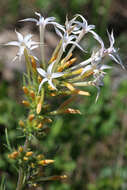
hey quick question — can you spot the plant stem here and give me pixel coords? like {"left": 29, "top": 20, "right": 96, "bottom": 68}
{"left": 16, "top": 168, "right": 24, "bottom": 190}
{"left": 16, "top": 139, "right": 29, "bottom": 190}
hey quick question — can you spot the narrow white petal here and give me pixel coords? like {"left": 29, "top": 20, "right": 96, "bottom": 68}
{"left": 52, "top": 72, "right": 64, "bottom": 78}
{"left": 81, "top": 65, "right": 92, "bottom": 75}
{"left": 37, "top": 68, "right": 46, "bottom": 77}
{"left": 15, "top": 30, "right": 23, "bottom": 42}
{"left": 30, "top": 45, "right": 38, "bottom": 50}
{"left": 91, "top": 31, "right": 104, "bottom": 50}
{"left": 47, "top": 61, "right": 56, "bottom": 74}
{"left": 109, "top": 54, "right": 125, "bottom": 69}
{"left": 68, "top": 41, "right": 85, "bottom": 52}
{"left": 70, "top": 57, "right": 92, "bottom": 70}
{"left": 24, "top": 34, "right": 32, "bottom": 42}
{"left": 75, "top": 14, "right": 88, "bottom": 26}
{"left": 38, "top": 78, "right": 48, "bottom": 93}
{"left": 45, "top": 17, "right": 56, "bottom": 23}
{"left": 5, "top": 41, "right": 20, "bottom": 46}
{"left": 55, "top": 27, "right": 63, "bottom": 38}
{"left": 48, "top": 79, "right": 57, "bottom": 90}
{"left": 35, "top": 12, "right": 41, "bottom": 18}
{"left": 100, "top": 65, "right": 112, "bottom": 70}
{"left": 19, "top": 18, "right": 38, "bottom": 23}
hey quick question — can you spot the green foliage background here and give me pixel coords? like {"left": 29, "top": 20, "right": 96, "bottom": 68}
{"left": 0, "top": 0, "right": 127, "bottom": 189}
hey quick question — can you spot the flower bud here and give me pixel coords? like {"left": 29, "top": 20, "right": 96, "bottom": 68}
{"left": 23, "top": 156, "right": 29, "bottom": 161}
{"left": 37, "top": 123, "right": 43, "bottom": 129}
{"left": 36, "top": 154, "right": 44, "bottom": 160}
{"left": 19, "top": 120, "right": 25, "bottom": 127}
{"left": 49, "top": 175, "right": 67, "bottom": 180}
{"left": 28, "top": 114, "right": 35, "bottom": 122}
{"left": 8, "top": 151, "right": 19, "bottom": 159}
{"left": 26, "top": 151, "right": 33, "bottom": 157}
{"left": 38, "top": 75, "right": 42, "bottom": 83}
{"left": 22, "top": 86, "right": 29, "bottom": 94}
{"left": 31, "top": 56, "right": 37, "bottom": 70}
{"left": 22, "top": 100, "right": 30, "bottom": 107}
{"left": 64, "top": 108, "right": 81, "bottom": 114}
{"left": 36, "top": 100, "right": 42, "bottom": 114}
{"left": 30, "top": 90, "right": 35, "bottom": 99}
{"left": 18, "top": 146, "right": 23, "bottom": 153}
{"left": 38, "top": 159, "right": 54, "bottom": 166}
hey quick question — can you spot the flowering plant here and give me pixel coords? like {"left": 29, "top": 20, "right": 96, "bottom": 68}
{"left": 5, "top": 12, "right": 124, "bottom": 190}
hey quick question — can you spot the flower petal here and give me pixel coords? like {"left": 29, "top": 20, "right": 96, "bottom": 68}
{"left": 15, "top": 30, "right": 23, "bottom": 42}
{"left": 5, "top": 41, "right": 20, "bottom": 46}
{"left": 37, "top": 68, "right": 46, "bottom": 77}
{"left": 38, "top": 78, "right": 48, "bottom": 92}
{"left": 52, "top": 72, "right": 64, "bottom": 78}
{"left": 47, "top": 61, "right": 56, "bottom": 74}
{"left": 19, "top": 18, "right": 38, "bottom": 23}
{"left": 48, "top": 79, "right": 57, "bottom": 90}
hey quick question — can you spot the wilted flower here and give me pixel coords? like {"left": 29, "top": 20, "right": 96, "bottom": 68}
{"left": 37, "top": 61, "right": 64, "bottom": 92}
{"left": 5, "top": 30, "right": 38, "bottom": 61}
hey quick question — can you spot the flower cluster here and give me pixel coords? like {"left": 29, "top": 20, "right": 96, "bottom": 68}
{"left": 6, "top": 12, "right": 124, "bottom": 101}
{"left": 5, "top": 12, "right": 124, "bottom": 189}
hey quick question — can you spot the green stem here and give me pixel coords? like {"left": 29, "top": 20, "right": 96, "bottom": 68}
{"left": 24, "top": 49, "right": 32, "bottom": 85}
{"left": 16, "top": 139, "right": 29, "bottom": 190}
{"left": 40, "top": 25, "right": 45, "bottom": 69}
{"left": 16, "top": 168, "right": 24, "bottom": 190}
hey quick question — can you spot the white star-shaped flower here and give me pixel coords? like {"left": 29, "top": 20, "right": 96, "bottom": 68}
{"left": 74, "top": 14, "right": 95, "bottom": 34}
{"left": 5, "top": 30, "right": 38, "bottom": 61}
{"left": 37, "top": 61, "right": 65, "bottom": 92}
{"left": 92, "top": 30, "right": 125, "bottom": 69}
{"left": 55, "top": 28, "right": 84, "bottom": 52}
{"left": 20, "top": 12, "right": 64, "bottom": 31}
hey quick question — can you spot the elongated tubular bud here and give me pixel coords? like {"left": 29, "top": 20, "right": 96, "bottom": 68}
{"left": 37, "top": 123, "right": 43, "bottom": 129}
{"left": 36, "top": 154, "right": 44, "bottom": 160}
{"left": 58, "top": 57, "right": 77, "bottom": 72}
{"left": 25, "top": 151, "right": 33, "bottom": 157}
{"left": 8, "top": 151, "right": 19, "bottom": 159}
{"left": 61, "top": 53, "right": 72, "bottom": 65}
{"left": 30, "top": 90, "right": 35, "bottom": 99}
{"left": 71, "top": 68, "right": 83, "bottom": 75}
{"left": 31, "top": 56, "right": 37, "bottom": 70}
{"left": 19, "top": 120, "right": 25, "bottom": 127}
{"left": 38, "top": 75, "right": 43, "bottom": 83}
{"left": 36, "top": 88, "right": 44, "bottom": 114}
{"left": 48, "top": 175, "right": 67, "bottom": 181}
{"left": 22, "top": 86, "right": 29, "bottom": 94}
{"left": 18, "top": 146, "right": 23, "bottom": 153}
{"left": 63, "top": 108, "right": 81, "bottom": 114}
{"left": 73, "top": 81, "right": 94, "bottom": 87}
{"left": 38, "top": 159, "right": 54, "bottom": 166}
{"left": 28, "top": 114, "right": 35, "bottom": 122}
{"left": 23, "top": 156, "right": 29, "bottom": 161}
{"left": 22, "top": 100, "right": 30, "bottom": 107}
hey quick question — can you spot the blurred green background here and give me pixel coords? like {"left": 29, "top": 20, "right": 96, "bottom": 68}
{"left": 0, "top": 0, "right": 127, "bottom": 189}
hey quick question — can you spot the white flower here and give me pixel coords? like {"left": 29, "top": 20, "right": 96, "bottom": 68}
{"left": 55, "top": 28, "right": 84, "bottom": 52}
{"left": 37, "top": 61, "right": 64, "bottom": 92}
{"left": 20, "top": 12, "right": 64, "bottom": 31}
{"left": 74, "top": 14, "right": 95, "bottom": 34}
{"left": 92, "top": 30, "right": 125, "bottom": 69}
{"left": 92, "top": 64, "right": 111, "bottom": 102}
{"left": 5, "top": 30, "right": 38, "bottom": 61}
{"left": 81, "top": 62, "right": 111, "bottom": 76}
